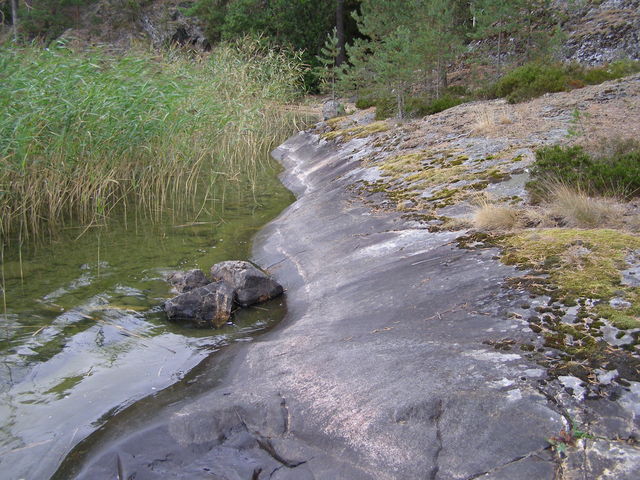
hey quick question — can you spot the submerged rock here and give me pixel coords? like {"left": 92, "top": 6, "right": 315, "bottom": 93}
{"left": 211, "top": 261, "right": 283, "bottom": 307}
{"left": 164, "top": 281, "right": 234, "bottom": 328}
{"left": 166, "top": 269, "right": 210, "bottom": 293}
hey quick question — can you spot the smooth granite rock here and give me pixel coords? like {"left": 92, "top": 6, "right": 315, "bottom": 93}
{"left": 58, "top": 132, "right": 638, "bottom": 479}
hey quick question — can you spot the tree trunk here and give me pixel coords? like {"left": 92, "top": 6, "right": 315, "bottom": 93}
{"left": 396, "top": 91, "right": 405, "bottom": 119}
{"left": 438, "top": 56, "right": 448, "bottom": 94}
{"left": 439, "top": 66, "right": 448, "bottom": 93}
{"left": 336, "top": 0, "right": 346, "bottom": 66}
{"left": 331, "top": 69, "right": 336, "bottom": 101}
{"left": 10, "top": 0, "right": 19, "bottom": 41}
{"left": 526, "top": 9, "right": 533, "bottom": 59}
{"left": 497, "top": 29, "right": 503, "bottom": 73}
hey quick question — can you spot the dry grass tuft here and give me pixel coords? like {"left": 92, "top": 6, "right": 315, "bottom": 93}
{"left": 520, "top": 208, "right": 555, "bottom": 228}
{"left": 473, "top": 202, "right": 522, "bottom": 231}
{"left": 547, "top": 185, "right": 624, "bottom": 228}
{"left": 472, "top": 105, "right": 514, "bottom": 136}
{"left": 442, "top": 216, "right": 473, "bottom": 231}
{"left": 473, "top": 186, "right": 627, "bottom": 232}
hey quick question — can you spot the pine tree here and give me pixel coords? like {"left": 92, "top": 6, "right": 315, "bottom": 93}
{"left": 346, "top": 0, "right": 469, "bottom": 117}
{"left": 470, "top": 0, "right": 561, "bottom": 70}
{"left": 336, "top": 0, "right": 346, "bottom": 65}
{"left": 412, "top": 0, "right": 468, "bottom": 95}
{"left": 316, "top": 27, "right": 341, "bottom": 100}
{"left": 470, "top": 0, "right": 524, "bottom": 72}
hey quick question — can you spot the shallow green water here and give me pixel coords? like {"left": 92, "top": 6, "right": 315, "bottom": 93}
{"left": 0, "top": 159, "right": 295, "bottom": 479}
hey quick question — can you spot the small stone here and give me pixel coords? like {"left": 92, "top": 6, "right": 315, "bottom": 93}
{"left": 398, "top": 199, "right": 416, "bottom": 209}
{"left": 609, "top": 297, "right": 632, "bottom": 310}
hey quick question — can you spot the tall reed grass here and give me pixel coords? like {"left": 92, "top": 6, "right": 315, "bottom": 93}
{"left": 0, "top": 38, "right": 308, "bottom": 240}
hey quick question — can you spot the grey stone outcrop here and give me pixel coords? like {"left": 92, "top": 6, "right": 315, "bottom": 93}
{"left": 322, "top": 100, "right": 342, "bottom": 120}
{"left": 72, "top": 110, "right": 640, "bottom": 480}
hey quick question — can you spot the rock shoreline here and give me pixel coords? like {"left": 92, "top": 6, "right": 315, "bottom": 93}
{"left": 67, "top": 104, "right": 639, "bottom": 478}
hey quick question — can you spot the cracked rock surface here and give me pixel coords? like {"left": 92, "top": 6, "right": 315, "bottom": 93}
{"left": 61, "top": 126, "right": 638, "bottom": 478}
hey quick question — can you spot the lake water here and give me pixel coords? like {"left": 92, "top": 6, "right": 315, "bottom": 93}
{"left": 0, "top": 158, "right": 295, "bottom": 479}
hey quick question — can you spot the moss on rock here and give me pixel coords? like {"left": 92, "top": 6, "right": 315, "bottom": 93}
{"left": 498, "top": 228, "right": 640, "bottom": 305}
{"left": 322, "top": 120, "right": 390, "bottom": 142}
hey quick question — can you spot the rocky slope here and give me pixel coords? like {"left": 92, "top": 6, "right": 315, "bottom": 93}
{"left": 64, "top": 0, "right": 208, "bottom": 49}
{"left": 60, "top": 75, "right": 640, "bottom": 479}
{"left": 562, "top": 0, "right": 640, "bottom": 64}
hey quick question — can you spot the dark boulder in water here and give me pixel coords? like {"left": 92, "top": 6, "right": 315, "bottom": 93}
{"left": 163, "top": 261, "right": 283, "bottom": 328}
{"left": 164, "top": 281, "right": 235, "bottom": 328}
{"left": 210, "top": 260, "right": 283, "bottom": 307}
{"left": 166, "top": 269, "right": 210, "bottom": 293}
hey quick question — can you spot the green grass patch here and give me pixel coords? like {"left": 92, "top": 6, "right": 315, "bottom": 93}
{"left": 595, "top": 290, "right": 640, "bottom": 330}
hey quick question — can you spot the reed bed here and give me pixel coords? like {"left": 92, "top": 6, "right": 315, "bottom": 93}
{"left": 0, "top": 38, "right": 307, "bottom": 240}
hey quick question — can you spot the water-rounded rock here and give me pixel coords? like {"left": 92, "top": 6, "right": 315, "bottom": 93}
{"left": 210, "top": 260, "right": 283, "bottom": 307}
{"left": 164, "top": 281, "right": 234, "bottom": 328}
{"left": 166, "top": 269, "right": 210, "bottom": 293}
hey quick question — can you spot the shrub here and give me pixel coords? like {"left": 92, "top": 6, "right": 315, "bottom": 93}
{"left": 355, "top": 95, "right": 377, "bottom": 110}
{"left": 444, "top": 85, "right": 469, "bottom": 96}
{"left": 489, "top": 60, "right": 640, "bottom": 103}
{"left": 373, "top": 96, "right": 397, "bottom": 120}
{"left": 410, "top": 95, "right": 466, "bottom": 116}
{"left": 578, "top": 59, "right": 640, "bottom": 85}
{"left": 489, "top": 62, "right": 569, "bottom": 103}
{"left": 528, "top": 144, "right": 640, "bottom": 199}
{"left": 361, "top": 94, "right": 466, "bottom": 120}
{"left": 354, "top": 89, "right": 396, "bottom": 118}
{"left": 588, "top": 153, "right": 640, "bottom": 196}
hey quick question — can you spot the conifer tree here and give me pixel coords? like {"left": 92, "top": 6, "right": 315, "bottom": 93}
{"left": 349, "top": 0, "right": 419, "bottom": 117}
{"left": 470, "top": 0, "right": 523, "bottom": 72}
{"left": 470, "top": 0, "right": 560, "bottom": 70}
{"left": 346, "top": 0, "right": 469, "bottom": 116}
{"left": 336, "top": 0, "right": 346, "bottom": 65}
{"left": 316, "top": 27, "right": 341, "bottom": 100}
